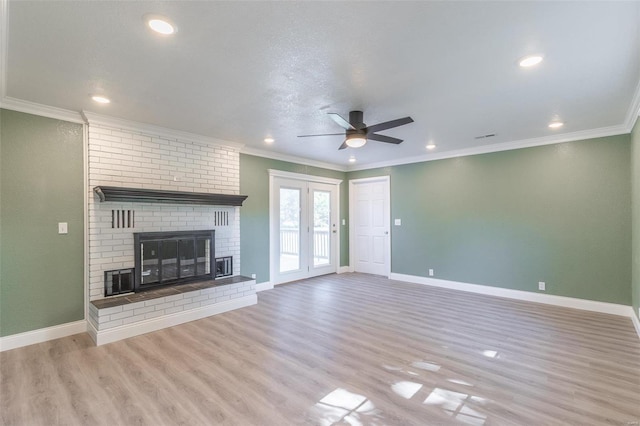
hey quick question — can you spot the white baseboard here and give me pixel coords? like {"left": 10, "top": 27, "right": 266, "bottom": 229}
{"left": 632, "top": 312, "right": 640, "bottom": 340}
{"left": 88, "top": 294, "right": 257, "bottom": 346}
{"left": 390, "top": 273, "right": 633, "bottom": 318}
{"left": 338, "top": 266, "right": 352, "bottom": 274}
{"left": 0, "top": 320, "right": 88, "bottom": 352}
{"left": 255, "top": 281, "right": 273, "bottom": 292}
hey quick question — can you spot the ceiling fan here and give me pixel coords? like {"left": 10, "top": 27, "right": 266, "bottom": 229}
{"left": 298, "top": 110, "right": 414, "bottom": 150}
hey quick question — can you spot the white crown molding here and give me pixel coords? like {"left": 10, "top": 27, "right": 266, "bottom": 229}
{"left": 2, "top": 98, "right": 636, "bottom": 177}
{"left": 242, "top": 146, "right": 348, "bottom": 172}
{"left": 390, "top": 273, "right": 634, "bottom": 318}
{"left": 624, "top": 77, "right": 640, "bottom": 130}
{"left": 0, "top": 320, "right": 87, "bottom": 352}
{"left": 348, "top": 123, "right": 630, "bottom": 172}
{"left": 0, "top": 96, "right": 84, "bottom": 123}
{"left": 268, "top": 168, "right": 343, "bottom": 185}
{"left": 81, "top": 110, "right": 244, "bottom": 150}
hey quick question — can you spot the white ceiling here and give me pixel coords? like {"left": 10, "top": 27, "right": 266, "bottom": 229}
{"left": 2, "top": 1, "right": 640, "bottom": 170}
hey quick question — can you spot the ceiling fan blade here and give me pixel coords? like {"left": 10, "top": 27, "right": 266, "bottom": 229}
{"left": 328, "top": 113, "right": 356, "bottom": 130}
{"left": 338, "top": 141, "right": 348, "bottom": 150}
{"left": 297, "top": 133, "right": 345, "bottom": 138}
{"left": 365, "top": 116, "right": 414, "bottom": 134}
{"left": 368, "top": 133, "right": 403, "bottom": 144}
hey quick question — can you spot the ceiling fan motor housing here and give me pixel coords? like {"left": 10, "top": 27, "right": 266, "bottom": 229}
{"left": 349, "top": 111, "right": 365, "bottom": 129}
{"left": 346, "top": 129, "right": 367, "bottom": 138}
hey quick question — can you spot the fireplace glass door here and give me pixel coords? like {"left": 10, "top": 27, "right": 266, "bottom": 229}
{"left": 135, "top": 230, "right": 215, "bottom": 291}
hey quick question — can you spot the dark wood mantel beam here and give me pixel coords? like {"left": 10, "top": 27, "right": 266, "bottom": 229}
{"left": 93, "top": 186, "right": 248, "bottom": 206}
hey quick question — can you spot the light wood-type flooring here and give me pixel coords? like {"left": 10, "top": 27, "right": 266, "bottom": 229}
{"left": 2, "top": 273, "right": 640, "bottom": 425}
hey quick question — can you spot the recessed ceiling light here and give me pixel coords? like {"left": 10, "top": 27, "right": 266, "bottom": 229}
{"left": 348, "top": 157, "right": 356, "bottom": 163}
{"left": 264, "top": 137, "right": 274, "bottom": 144}
{"left": 426, "top": 143, "right": 436, "bottom": 150}
{"left": 146, "top": 16, "right": 176, "bottom": 35}
{"left": 519, "top": 55, "right": 543, "bottom": 67}
{"left": 91, "top": 95, "right": 110, "bottom": 104}
{"left": 548, "top": 121, "right": 564, "bottom": 129}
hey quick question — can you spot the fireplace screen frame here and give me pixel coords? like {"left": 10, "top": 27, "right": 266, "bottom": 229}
{"left": 134, "top": 229, "right": 215, "bottom": 292}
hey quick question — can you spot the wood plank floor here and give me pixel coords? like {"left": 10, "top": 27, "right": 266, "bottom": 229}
{"left": 2, "top": 273, "right": 639, "bottom": 425}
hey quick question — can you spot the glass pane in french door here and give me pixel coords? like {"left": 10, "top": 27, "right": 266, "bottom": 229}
{"left": 279, "top": 187, "right": 301, "bottom": 273}
{"left": 313, "top": 190, "right": 331, "bottom": 267}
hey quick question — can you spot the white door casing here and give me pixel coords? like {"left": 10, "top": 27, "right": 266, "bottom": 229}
{"left": 269, "top": 170, "right": 341, "bottom": 285}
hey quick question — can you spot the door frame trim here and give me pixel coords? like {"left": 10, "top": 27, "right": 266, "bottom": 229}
{"left": 348, "top": 175, "right": 391, "bottom": 277}
{"left": 268, "top": 169, "right": 342, "bottom": 285}
{"left": 268, "top": 169, "right": 343, "bottom": 185}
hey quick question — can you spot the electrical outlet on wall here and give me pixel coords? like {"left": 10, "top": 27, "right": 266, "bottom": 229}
{"left": 58, "top": 222, "right": 68, "bottom": 234}
{"left": 251, "top": 273, "right": 256, "bottom": 279}
{"left": 538, "top": 281, "right": 546, "bottom": 291}
{"left": 428, "top": 269, "right": 434, "bottom": 277}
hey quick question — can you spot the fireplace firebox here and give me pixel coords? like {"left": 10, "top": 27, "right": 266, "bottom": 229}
{"left": 134, "top": 230, "right": 215, "bottom": 291}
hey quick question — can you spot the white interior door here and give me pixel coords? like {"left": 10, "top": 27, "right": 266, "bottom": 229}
{"left": 271, "top": 173, "right": 340, "bottom": 285}
{"left": 350, "top": 177, "right": 390, "bottom": 276}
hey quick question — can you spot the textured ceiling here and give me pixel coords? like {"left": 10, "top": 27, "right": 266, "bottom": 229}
{"left": 3, "top": 1, "right": 640, "bottom": 169}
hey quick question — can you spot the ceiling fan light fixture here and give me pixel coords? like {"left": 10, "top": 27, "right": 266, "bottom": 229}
{"left": 345, "top": 134, "right": 367, "bottom": 148}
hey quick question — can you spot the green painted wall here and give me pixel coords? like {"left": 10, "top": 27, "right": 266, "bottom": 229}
{"left": 239, "top": 154, "right": 348, "bottom": 283}
{"left": 349, "top": 135, "right": 632, "bottom": 305}
{"left": 0, "top": 109, "right": 84, "bottom": 337}
{"left": 632, "top": 117, "right": 640, "bottom": 320}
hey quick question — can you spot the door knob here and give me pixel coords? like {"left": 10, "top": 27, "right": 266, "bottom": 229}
{"left": 385, "top": 231, "right": 389, "bottom": 235}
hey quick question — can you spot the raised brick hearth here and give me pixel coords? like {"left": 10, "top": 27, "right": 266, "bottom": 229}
{"left": 87, "top": 276, "right": 256, "bottom": 345}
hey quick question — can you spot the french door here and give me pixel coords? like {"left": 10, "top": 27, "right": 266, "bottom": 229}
{"left": 270, "top": 171, "right": 340, "bottom": 285}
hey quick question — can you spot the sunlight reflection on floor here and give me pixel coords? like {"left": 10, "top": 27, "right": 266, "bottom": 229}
{"left": 411, "top": 361, "right": 441, "bottom": 372}
{"left": 310, "top": 356, "right": 494, "bottom": 425}
{"left": 482, "top": 350, "right": 498, "bottom": 358}
{"left": 424, "top": 387, "right": 487, "bottom": 425}
{"left": 310, "top": 388, "right": 385, "bottom": 426}
{"left": 380, "top": 359, "right": 492, "bottom": 425}
{"left": 391, "top": 381, "right": 423, "bottom": 399}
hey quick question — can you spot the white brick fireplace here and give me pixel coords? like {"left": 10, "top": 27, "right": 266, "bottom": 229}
{"left": 83, "top": 113, "right": 254, "bottom": 345}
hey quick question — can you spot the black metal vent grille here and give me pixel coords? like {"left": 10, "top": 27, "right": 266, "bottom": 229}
{"left": 213, "top": 210, "right": 229, "bottom": 227}
{"left": 474, "top": 133, "right": 496, "bottom": 140}
{"left": 215, "top": 256, "right": 233, "bottom": 278}
{"left": 112, "top": 209, "right": 135, "bottom": 228}
{"left": 105, "top": 268, "right": 134, "bottom": 296}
